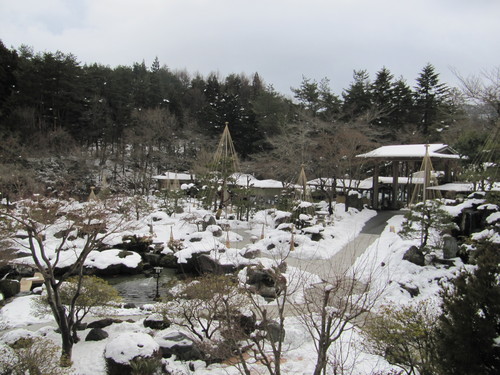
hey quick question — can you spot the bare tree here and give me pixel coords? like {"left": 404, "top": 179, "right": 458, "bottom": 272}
{"left": 455, "top": 67, "right": 500, "bottom": 119}
{"left": 291, "top": 250, "right": 385, "bottom": 375}
{"left": 0, "top": 197, "right": 130, "bottom": 365}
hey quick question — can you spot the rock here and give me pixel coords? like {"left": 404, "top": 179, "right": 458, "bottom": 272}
{"left": 53, "top": 228, "right": 73, "bottom": 239}
{"left": 206, "top": 224, "right": 223, "bottom": 237}
{"left": 403, "top": 246, "right": 425, "bottom": 266}
{"left": 274, "top": 214, "right": 291, "bottom": 228}
{"left": 104, "top": 332, "right": 161, "bottom": 375}
{"left": 143, "top": 253, "right": 161, "bottom": 267}
{"left": 258, "top": 285, "right": 278, "bottom": 299}
{"left": 442, "top": 234, "right": 459, "bottom": 259}
{"left": 158, "top": 253, "right": 178, "bottom": 268}
{"left": 237, "top": 312, "right": 257, "bottom": 335}
{"left": 310, "top": 232, "right": 323, "bottom": 242}
{"left": 123, "top": 302, "right": 137, "bottom": 309}
{"left": 202, "top": 215, "right": 217, "bottom": 231}
{"left": 257, "top": 320, "right": 285, "bottom": 343}
{"left": 196, "top": 254, "right": 237, "bottom": 275}
{"left": 246, "top": 266, "right": 286, "bottom": 299}
{"left": 247, "top": 268, "right": 275, "bottom": 287}
{"left": 87, "top": 318, "right": 116, "bottom": 329}
{"left": 85, "top": 328, "right": 108, "bottom": 341}
{"left": 346, "top": 192, "right": 364, "bottom": 211}
{"left": 120, "top": 235, "right": 153, "bottom": 253}
{"left": 143, "top": 313, "right": 171, "bottom": 330}
{"left": 0, "top": 279, "right": 20, "bottom": 298}
{"left": 399, "top": 283, "right": 420, "bottom": 297}
{"left": 90, "top": 262, "right": 143, "bottom": 277}
{"left": 74, "top": 322, "right": 88, "bottom": 331}
{"left": 241, "top": 248, "right": 261, "bottom": 259}
{"left": 156, "top": 331, "right": 204, "bottom": 361}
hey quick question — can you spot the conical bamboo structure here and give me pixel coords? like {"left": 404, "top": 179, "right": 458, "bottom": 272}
{"left": 205, "top": 123, "right": 241, "bottom": 218}
{"left": 88, "top": 186, "right": 98, "bottom": 202}
{"left": 295, "top": 165, "right": 312, "bottom": 202}
{"left": 410, "top": 144, "right": 442, "bottom": 204}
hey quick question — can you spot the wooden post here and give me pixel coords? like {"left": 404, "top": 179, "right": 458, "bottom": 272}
{"left": 372, "top": 164, "right": 379, "bottom": 209}
{"left": 392, "top": 161, "right": 399, "bottom": 209}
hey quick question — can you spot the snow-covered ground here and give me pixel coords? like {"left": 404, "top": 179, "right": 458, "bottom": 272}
{"left": 0, "top": 197, "right": 484, "bottom": 374}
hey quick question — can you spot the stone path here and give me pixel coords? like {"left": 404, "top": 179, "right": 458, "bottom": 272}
{"left": 257, "top": 210, "right": 400, "bottom": 319}
{"left": 283, "top": 210, "right": 399, "bottom": 282}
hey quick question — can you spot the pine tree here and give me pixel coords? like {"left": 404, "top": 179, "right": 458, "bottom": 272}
{"left": 391, "top": 77, "right": 416, "bottom": 130}
{"left": 0, "top": 40, "right": 18, "bottom": 119}
{"left": 342, "top": 69, "right": 372, "bottom": 121}
{"left": 437, "top": 240, "right": 500, "bottom": 374}
{"left": 414, "top": 63, "right": 449, "bottom": 136}
{"left": 370, "top": 67, "right": 395, "bottom": 132}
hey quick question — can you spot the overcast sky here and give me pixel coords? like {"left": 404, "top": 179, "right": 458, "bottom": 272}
{"left": 1, "top": 0, "right": 499, "bottom": 96}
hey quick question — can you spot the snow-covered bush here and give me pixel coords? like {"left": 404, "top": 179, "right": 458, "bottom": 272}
{"left": 399, "top": 199, "right": 456, "bottom": 253}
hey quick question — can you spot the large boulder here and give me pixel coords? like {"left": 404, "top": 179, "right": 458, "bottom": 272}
{"left": 177, "top": 252, "right": 240, "bottom": 276}
{"left": 155, "top": 331, "right": 203, "bottom": 361}
{"left": 202, "top": 215, "right": 217, "bottom": 231}
{"left": 104, "top": 332, "right": 160, "bottom": 375}
{"left": 84, "top": 249, "right": 143, "bottom": 276}
{"left": 246, "top": 265, "right": 287, "bottom": 299}
{"left": 256, "top": 320, "right": 285, "bottom": 343}
{"left": 88, "top": 318, "right": 119, "bottom": 329}
{"left": 0, "top": 279, "right": 20, "bottom": 298}
{"left": 119, "top": 235, "right": 153, "bottom": 253}
{"left": 85, "top": 328, "right": 108, "bottom": 341}
{"left": 403, "top": 246, "right": 425, "bottom": 266}
{"left": 345, "top": 191, "right": 364, "bottom": 211}
{"left": 143, "top": 313, "right": 171, "bottom": 330}
{"left": 196, "top": 254, "right": 237, "bottom": 275}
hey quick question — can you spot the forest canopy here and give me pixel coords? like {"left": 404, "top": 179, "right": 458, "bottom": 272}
{"left": 0, "top": 40, "right": 497, "bottom": 198}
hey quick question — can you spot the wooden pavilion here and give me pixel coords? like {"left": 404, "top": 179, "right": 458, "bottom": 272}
{"left": 356, "top": 144, "right": 462, "bottom": 209}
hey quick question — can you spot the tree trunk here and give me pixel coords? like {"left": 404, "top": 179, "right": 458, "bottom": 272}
{"left": 60, "top": 326, "right": 74, "bottom": 367}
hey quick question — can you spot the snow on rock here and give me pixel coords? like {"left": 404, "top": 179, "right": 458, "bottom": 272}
{"left": 1, "top": 328, "right": 39, "bottom": 345}
{"left": 478, "top": 203, "right": 499, "bottom": 211}
{"left": 0, "top": 295, "right": 53, "bottom": 328}
{"left": 104, "top": 332, "right": 159, "bottom": 364}
{"left": 302, "top": 225, "right": 324, "bottom": 234}
{"left": 246, "top": 206, "right": 376, "bottom": 260}
{"left": 487, "top": 211, "right": 500, "bottom": 224}
{"left": 174, "top": 231, "right": 225, "bottom": 263}
{"left": 352, "top": 215, "right": 468, "bottom": 307}
{"left": 442, "top": 198, "right": 485, "bottom": 217}
{"left": 471, "top": 228, "right": 500, "bottom": 244}
{"left": 297, "top": 201, "right": 313, "bottom": 208}
{"left": 85, "top": 249, "right": 142, "bottom": 269}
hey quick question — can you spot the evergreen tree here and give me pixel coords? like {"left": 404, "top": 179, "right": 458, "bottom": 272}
{"left": 342, "top": 69, "right": 372, "bottom": 121}
{"left": 370, "top": 67, "right": 395, "bottom": 133}
{"left": 291, "top": 76, "right": 321, "bottom": 115}
{"left": 317, "top": 77, "right": 341, "bottom": 122}
{"left": 414, "top": 63, "right": 449, "bottom": 136}
{"left": 292, "top": 76, "right": 340, "bottom": 120}
{"left": 0, "top": 40, "right": 18, "bottom": 120}
{"left": 437, "top": 239, "right": 500, "bottom": 375}
{"left": 391, "top": 77, "right": 416, "bottom": 130}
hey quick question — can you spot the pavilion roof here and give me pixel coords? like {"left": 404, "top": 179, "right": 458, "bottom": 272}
{"left": 356, "top": 143, "right": 461, "bottom": 160}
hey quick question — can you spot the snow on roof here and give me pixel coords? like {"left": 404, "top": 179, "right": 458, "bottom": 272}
{"left": 356, "top": 144, "right": 461, "bottom": 159}
{"left": 426, "top": 182, "right": 474, "bottom": 192}
{"left": 233, "top": 173, "right": 285, "bottom": 189}
{"left": 152, "top": 171, "right": 193, "bottom": 180}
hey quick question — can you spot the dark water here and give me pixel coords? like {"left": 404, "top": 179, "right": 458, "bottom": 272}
{"left": 104, "top": 268, "right": 177, "bottom": 304}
